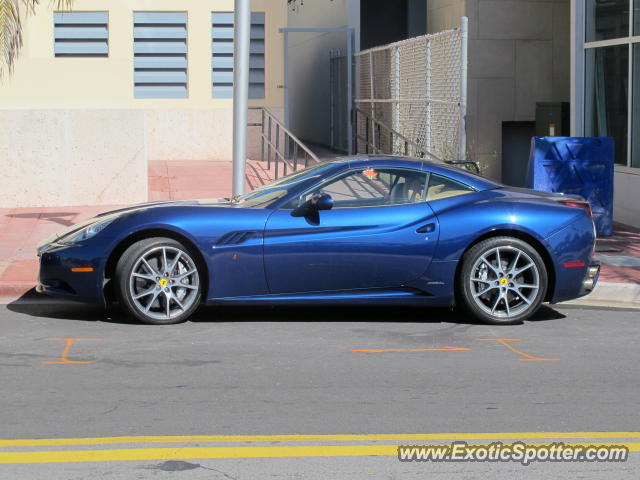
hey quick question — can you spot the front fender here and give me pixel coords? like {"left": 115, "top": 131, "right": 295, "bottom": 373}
{"left": 101, "top": 207, "right": 271, "bottom": 300}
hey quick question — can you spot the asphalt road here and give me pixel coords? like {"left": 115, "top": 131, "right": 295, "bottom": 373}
{"left": 0, "top": 299, "right": 639, "bottom": 479}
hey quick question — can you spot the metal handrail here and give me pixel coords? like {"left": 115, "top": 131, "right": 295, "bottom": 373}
{"left": 353, "top": 107, "right": 480, "bottom": 175}
{"left": 354, "top": 107, "right": 442, "bottom": 162}
{"left": 249, "top": 107, "right": 320, "bottom": 179}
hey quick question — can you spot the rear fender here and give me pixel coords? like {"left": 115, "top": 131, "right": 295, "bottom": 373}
{"left": 545, "top": 214, "right": 596, "bottom": 302}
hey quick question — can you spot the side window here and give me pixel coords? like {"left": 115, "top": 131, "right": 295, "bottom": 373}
{"left": 295, "top": 168, "right": 428, "bottom": 209}
{"left": 426, "top": 174, "right": 474, "bottom": 201}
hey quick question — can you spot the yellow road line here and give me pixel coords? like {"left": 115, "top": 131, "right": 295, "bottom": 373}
{"left": 0, "top": 442, "right": 639, "bottom": 464}
{"left": 1, "top": 432, "right": 640, "bottom": 447}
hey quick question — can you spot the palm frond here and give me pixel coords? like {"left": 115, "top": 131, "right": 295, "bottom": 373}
{"left": 52, "top": 0, "right": 72, "bottom": 9}
{"left": 0, "top": 0, "right": 72, "bottom": 79}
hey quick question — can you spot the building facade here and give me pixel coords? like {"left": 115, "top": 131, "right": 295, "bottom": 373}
{"left": 572, "top": 0, "right": 640, "bottom": 227}
{"left": 0, "top": 0, "right": 286, "bottom": 208}
{"left": 2, "top": 0, "right": 638, "bottom": 228}
{"left": 289, "top": 0, "right": 638, "bottom": 228}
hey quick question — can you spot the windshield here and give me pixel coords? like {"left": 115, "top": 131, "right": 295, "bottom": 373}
{"left": 233, "top": 162, "right": 340, "bottom": 208}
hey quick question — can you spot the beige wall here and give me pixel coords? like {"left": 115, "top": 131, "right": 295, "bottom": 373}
{"left": 0, "top": 0, "right": 287, "bottom": 208}
{"left": 0, "top": 0, "right": 286, "bottom": 109}
{"left": 0, "top": 110, "right": 148, "bottom": 208}
{"left": 428, "top": 0, "right": 465, "bottom": 33}
{"left": 0, "top": 107, "right": 285, "bottom": 208}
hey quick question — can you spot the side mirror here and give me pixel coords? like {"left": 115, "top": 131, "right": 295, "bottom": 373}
{"left": 315, "top": 193, "right": 334, "bottom": 211}
{"left": 291, "top": 193, "right": 333, "bottom": 224}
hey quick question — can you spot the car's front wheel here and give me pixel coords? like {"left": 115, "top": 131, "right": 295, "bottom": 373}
{"left": 458, "top": 237, "right": 547, "bottom": 325}
{"left": 115, "top": 237, "right": 202, "bottom": 324}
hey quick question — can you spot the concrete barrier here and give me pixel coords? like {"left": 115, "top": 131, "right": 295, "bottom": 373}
{"left": 0, "top": 109, "right": 147, "bottom": 208}
{"left": 0, "top": 107, "right": 278, "bottom": 208}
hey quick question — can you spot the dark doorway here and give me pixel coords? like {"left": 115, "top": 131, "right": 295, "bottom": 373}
{"left": 360, "top": 0, "right": 427, "bottom": 50}
{"left": 502, "top": 121, "right": 536, "bottom": 188}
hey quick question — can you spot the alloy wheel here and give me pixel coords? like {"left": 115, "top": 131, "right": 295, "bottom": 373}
{"left": 468, "top": 246, "right": 540, "bottom": 319}
{"left": 128, "top": 246, "right": 200, "bottom": 321}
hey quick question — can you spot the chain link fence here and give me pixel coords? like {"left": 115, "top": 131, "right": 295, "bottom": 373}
{"left": 355, "top": 18, "right": 468, "bottom": 162}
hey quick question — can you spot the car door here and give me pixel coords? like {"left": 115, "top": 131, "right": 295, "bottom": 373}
{"left": 263, "top": 166, "right": 440, "bottom": 294}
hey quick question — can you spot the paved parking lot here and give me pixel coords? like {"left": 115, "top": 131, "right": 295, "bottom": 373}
{"left": 0, "top": 300, "right": 639, "bottom": 478}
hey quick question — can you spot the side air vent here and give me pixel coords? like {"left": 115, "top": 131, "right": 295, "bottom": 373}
{"left": 215, "top": 231, "right": 259, "bottom": 246}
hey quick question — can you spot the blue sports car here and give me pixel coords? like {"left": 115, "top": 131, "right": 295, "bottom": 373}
{"left": 37, "top": 156, "right": 600, "bottom": 325}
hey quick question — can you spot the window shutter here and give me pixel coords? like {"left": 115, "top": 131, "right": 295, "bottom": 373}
{"left": 134, "top": 12, "right": 188, "bottom": 99}
{"left": 54, "top": 12, "right": 108, "bottom": 57}
{"left": 212, "top": 12, "right": 265, "bottom": 99}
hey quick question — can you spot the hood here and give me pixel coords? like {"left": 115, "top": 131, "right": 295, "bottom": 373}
{"left": 38, "top": 198, "right": 232, "bottom": 249}
{"left": 96, "top": 198, "right": 231, "bottom": 217}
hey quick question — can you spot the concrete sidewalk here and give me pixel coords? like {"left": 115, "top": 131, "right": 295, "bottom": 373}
{"left": 567, "top": 226, "right": 640, "bottom": 309}
{"left": 1, "top": 160, "right": 638, "bottom": 308}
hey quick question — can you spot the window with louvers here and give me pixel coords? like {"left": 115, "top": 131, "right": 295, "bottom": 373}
{"left": 54, "top": 12, "right": 108, "bottom": 57}
{"left": 133, "top": 12, "right": 188, "bottom": 99}
{"left": 211, "top": 12, "right": 265, "bottom": 99}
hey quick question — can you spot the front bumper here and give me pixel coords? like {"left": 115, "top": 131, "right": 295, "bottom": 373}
{"left": 37, "top": 242, "right": 106, "bottom": 305}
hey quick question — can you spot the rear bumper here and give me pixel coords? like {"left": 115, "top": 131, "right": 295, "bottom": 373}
{"left": 548, "top": 260, "right": 600, "bottom": 304}
{"left": 545, "top": 214, "right": 598, "bottom": 304}
{"left": 582, "top": 262, "right": 600, "bottom": 293}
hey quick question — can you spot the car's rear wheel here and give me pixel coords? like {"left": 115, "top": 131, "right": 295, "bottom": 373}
{"left": 115, "top": 237, "right": 201, "bottom": 325}
{"left": 458, "top": 237, "right": 547, "bottom": 325}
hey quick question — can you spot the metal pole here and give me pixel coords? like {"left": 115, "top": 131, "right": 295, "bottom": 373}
{"left": 283, "top": 31, "right": 290, "bottom": 129}
{"left": 267, "top": 115, "right": 272, "bottom": 169}
{"left": 365, "top": 115, "right": 370, "bottom": 154}
{"left": 392, "top": 45, "right": 400, "bottom": 154}
{"left": 346, "top": 29, "right": 354, "bottom": 154}
{"left": 369, "top": 51, "right": 375, "bottom": 123}
{"left": 353, "top": 108, "right": 358, "bottom": 154}
{"left": 459, "top": 16, "right": 468, "bottom": 161}
{"left": 627, "top": 0, "right": 634, "bottom": 167}
{"left": 371, "top": 116, "right": 377, "bottom": 152}
{"left": 330, "top": 50, "right": 336, "bottom": 150}
{"left": 260, "top": 108, "right": 265, "bottom": 162}
{"left": 232, "top": 0, "right": 251, "bottom": 197}
{"left": 425, "top": 38, "right": 432, "bottom": 154}
{"left": 275, "top": 123, "right": 280, "bottom": 179}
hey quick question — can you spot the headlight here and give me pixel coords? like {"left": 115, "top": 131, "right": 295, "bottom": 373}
{"left": 64, "top": 217, "right": 117, "bottom": 244}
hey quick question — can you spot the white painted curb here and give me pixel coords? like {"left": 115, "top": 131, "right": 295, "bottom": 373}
{"left": 561, "top": 282, "right": 640, "bottom": 309}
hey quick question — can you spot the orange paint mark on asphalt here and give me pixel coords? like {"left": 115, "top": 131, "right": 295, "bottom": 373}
{"left": 475, "top": 338, "right": 559, "bottom": 362}
{"left": 352, "top": 346, "right": 471, "bottom": 354}
{"left": 42, "top": 338, "right": 100, "bottom": 365}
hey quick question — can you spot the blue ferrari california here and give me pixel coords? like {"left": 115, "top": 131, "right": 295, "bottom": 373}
{"left": 37, "top": 156, "right": 599, "bottom": 325}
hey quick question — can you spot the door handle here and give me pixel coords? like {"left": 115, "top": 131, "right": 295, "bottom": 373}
{"left": 416, "top": 223, "right": 435, "bottom": 234}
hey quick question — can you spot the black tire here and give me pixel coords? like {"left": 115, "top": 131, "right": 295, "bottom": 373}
{"left": 458, "top": 236, "right": 547, "bottom": 325}
{"left": 114, "top": 237, "right": 202, "bottom": 325}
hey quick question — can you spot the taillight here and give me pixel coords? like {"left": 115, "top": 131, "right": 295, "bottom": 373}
{"left": 558, "top": 200, "right": 592, "bottom": 218}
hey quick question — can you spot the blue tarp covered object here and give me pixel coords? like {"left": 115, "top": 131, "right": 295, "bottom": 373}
{"left": 526, "top": 137, "right": 614, "bottom": 237}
